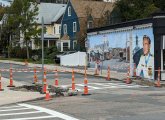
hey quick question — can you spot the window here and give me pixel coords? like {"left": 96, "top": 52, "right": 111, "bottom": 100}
{"left": 63, "top": 42, "right": 69, "bottom": 51}
{"left": 54, "top": 27, "right": 55, "bottom": 34}
{"left": 63, "top": 24, "right": 67, "bottom": 34}
{"left": 88, "top": 21, "right": 93, "bottom": 29}
{"left": 68, "top": 6, "right": 71, "bottom": 16}
{"left": 73, "top": 22, "right": 77, "bottom": 32}
{"left": 57, "top": 43, "right": 61, "bottom": 51}
{"left": 59, "top": 25, "right": 61, "bottom": 34}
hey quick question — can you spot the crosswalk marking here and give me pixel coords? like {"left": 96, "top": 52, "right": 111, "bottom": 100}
{"left": 90, "top": 83, "right": 110, "bottom": 87}
{"left": 74, "top": 82, "right": 148, "bottom": 91}
{"left": 2, "top": 115, "right": 57, "bottom": 120}
{"left": 0, "top": 106, "right": 22, "bottom": 109}
{"left": 19, "top": 103, "right": 79, "bottom": 120}
{"left": 0, "top": 108, "right": 30, "bottom": 112}
{"left": 0, "top": 111, "right": 42, "bottom": 116}
{"left": 76, "top": 84, "right": 100, "bottom": 89}
{"left": 0, "top": 104, "right": 79, "bottom": 120}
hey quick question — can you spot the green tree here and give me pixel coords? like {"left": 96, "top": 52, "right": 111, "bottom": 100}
{"left": 0, "top": 6, "right": 5, "bottom": 20}
{"left": 18, "top": 0, "right": 40, "bottom": 59}
{"left": 1, "top": 0, "right": 40, "bottom": 58}
{"left": 154, "top": 0, "right": 165, "bottom": 11}
{"left": 111, "top": 0, "right": 159, "bottom": 23}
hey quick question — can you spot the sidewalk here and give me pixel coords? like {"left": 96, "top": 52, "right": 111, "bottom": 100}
{"left": 0, "top": 77, "right": 44, "bottom": 106}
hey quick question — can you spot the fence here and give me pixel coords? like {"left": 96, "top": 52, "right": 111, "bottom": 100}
{"left": 60, "top": 52, "right": 87, "bottom": 66}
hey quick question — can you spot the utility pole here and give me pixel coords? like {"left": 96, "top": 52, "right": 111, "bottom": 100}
{"left": 41, "top": 17, "right": 44, "bottom": 89}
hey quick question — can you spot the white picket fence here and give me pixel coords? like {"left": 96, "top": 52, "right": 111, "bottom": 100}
{"left": 60, "top": 51, "right": 87, "bottom": 66}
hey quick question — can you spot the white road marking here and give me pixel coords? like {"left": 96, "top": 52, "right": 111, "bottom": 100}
{"left": 74, "top": 82, "right": 148, "bottom": 91}
{"left": 76, "top": 84, "right": 100, "bottom": 89}
{"left": 0, "top": 106, "right": 22, "bottom": 109}
{"left": 0, "top": 111, "right": 41, "bottom": 116}
{"left": 90, "top": 83, "right": 110, "bottom": 86}
{"left": 19, "top": 103, "right": 79, "bottom": 120}
{"left": 0, "top": 108, "right": 30, "bottom": 112}
{"left": 2, "top": 115, "right": 56, "bottom": 120}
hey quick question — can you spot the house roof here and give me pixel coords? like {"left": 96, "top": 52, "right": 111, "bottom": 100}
{"left": 70, "top": 0, "right": 114, "bottom": 19}
{"left": 37, "top": 3, "right": 66, "bottom": 24}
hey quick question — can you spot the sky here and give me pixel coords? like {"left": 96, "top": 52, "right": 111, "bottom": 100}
{"left": 0, "top": 0, "right": 13, "bottom": 7}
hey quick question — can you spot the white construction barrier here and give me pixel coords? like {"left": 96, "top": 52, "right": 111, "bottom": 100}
{"left": 60, "top": 52, "right": 87, "bottom": 66}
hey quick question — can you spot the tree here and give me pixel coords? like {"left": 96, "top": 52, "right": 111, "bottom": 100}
{"left": 154, "top": 0, "right": 165, "bottom": 11}
{"left": 19, "top": 0, "right": 40, "bottom": 59}
{"left": 10, "top": 0, "right": 40, "bottom": 59}
{"left": 111, "top": 0, "right": 159, "bottom": 23}
{"left": 0, "top": 6, "right": 5, "bottom": 20}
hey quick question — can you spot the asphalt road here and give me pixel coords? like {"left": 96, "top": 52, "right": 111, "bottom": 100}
{"left": 0, "top": 62, "right": 165, "bottom": 120}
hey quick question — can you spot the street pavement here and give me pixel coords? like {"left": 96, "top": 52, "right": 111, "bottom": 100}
{"left": 0, "top": 60, "right": 165, "bottom": 120}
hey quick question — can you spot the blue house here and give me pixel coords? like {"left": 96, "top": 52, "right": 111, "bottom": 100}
{"left": 60, "top": 0, "right": 80, "bottom": 51}
{"left": 58, "top": 0, "right": 114, "bottom": 52}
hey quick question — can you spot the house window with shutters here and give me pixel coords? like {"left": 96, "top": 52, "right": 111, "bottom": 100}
{"left": 63, "top": 42, "right": 69, "bottom": 51}
{"left": 73, "top": 22, "right": 77, "bottom": 32}
{"left": 63, "top": 24, "right": 67, "bottom": 34}
{"left": 59, "top": 25, "right": 61, "bottom": 34}
{"left": 88, "top": 21, "right": 93, "bottom": 29}
{"left": 68, "top": 6, "right": 71, "bottom": 16}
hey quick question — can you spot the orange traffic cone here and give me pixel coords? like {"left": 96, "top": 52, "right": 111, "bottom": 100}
{"left": 155, "top": 67, "right": 161, "bottom": 87}
{"left": 72, "top": 68, "right": 75, "bottom": 91}
{"left": 55, "top": 68, "right": 58, "bottom": 87}
{"left": 33, "top": 67, "right": 38, "bottom": 84}
{"left": 7, "top": 65, "right": 15, "bottom": 87}
{"left": 133, "top": 63, "right": 136, "bottom": 77}
{"left": 126, "top": 67, "right": 132, "bottom": 84}
{"left": 25, "top": 59, "right": 28, "bottom": 66}
{"left": 42, "top": 68, "right": 47, "bottom": 94}
{"left": 82, "top": 66, "right": 91, "bottom": 96}
{"left": 0, "top": 71, "right": 4, "bottom": 91}
{"left": 45, "top": 90, "right": 52, "bottom": 101}
{"left": 42, "top": 82, "right": 47, "bottom": 94}
{"left": 106, "top": 65, "right": 111, "bottom": 81}
{"left": 43, "top": 68, "right": 47, "bottom": 83}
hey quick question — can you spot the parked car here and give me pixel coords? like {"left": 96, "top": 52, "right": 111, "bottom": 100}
{"left": 54, "top": 51, "right": 76, "bottom": 63}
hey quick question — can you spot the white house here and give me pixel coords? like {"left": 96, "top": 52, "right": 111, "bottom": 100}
{"left": 19, "top": 3, "right": 67, "bottom": 50}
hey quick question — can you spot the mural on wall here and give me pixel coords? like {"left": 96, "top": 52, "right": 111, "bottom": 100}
{"left": 87, "top": 27, "right": 154, "bottom": 79}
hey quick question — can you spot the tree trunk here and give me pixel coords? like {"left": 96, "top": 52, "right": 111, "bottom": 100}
{"left": 7, "top": 34, "right": 11, "bottom": 58}
{"left": 26, "top": 40, "right": 29, "bottom": 59}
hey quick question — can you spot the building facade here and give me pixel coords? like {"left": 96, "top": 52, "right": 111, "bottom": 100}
{"left": 87, "top": 12, "right": 165, "bottom": 81}
{"left": 60, "top": 0, "right": 114, "bottom": 51}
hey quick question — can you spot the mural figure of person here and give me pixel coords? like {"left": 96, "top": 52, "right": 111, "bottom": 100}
{"left": 137, "top": 35, "right": 154, "bottom": 79}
